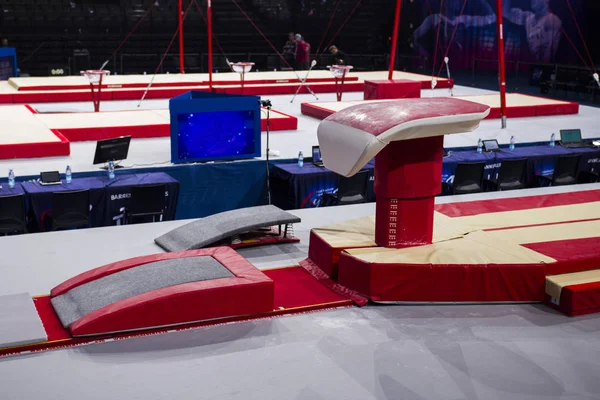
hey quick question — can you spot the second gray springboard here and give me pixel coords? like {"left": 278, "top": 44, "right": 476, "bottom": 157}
{"left": 154, "top": 205, "right": 301, "bottom": 252}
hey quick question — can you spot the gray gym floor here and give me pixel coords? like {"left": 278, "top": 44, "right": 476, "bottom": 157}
{"left": 1, "top": 184, "right": 599, "bottom": 400}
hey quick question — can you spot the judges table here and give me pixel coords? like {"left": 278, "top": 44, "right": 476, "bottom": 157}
{"left": 0, "top": 182, "right": 25, "bottom": 197}
{"left": 442, "top": 144, "right": 600, "bottom": 187}
{"left": 22, "top": 172, "right": 180, "bottom": 231}
{"left": 271, "top": 145, "right": 600, "bottom": 209}
{"left": 271, "top": 161, "right": 375, "bottom": 210}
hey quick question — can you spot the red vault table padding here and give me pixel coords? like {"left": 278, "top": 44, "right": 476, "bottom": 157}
{"left": 374, "top": 137, "right": 444, "bottom": 247}
{"left": 50, "top": 248, "right": 274, "bottom": 336}
{"left": 337, "top": 255, "right": 547, "bottom": 303}
{"left": 364, "top": 79, "right": 422, "bottom": 100}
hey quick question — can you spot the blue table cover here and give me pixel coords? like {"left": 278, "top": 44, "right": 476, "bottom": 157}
{"left": 272, "top": 145, "right": 600, "bottom": 209}
{"left": 443, "top": 145, "right": 600, "bottom": 186}
{"left": 22, "top": 172, "right": 179, "bottom": 231}
{"left": 0, "top": 182, "right": 25, "bottom": 197}
{"left": 271, "top": 161, "right": 375, "bottom": 209}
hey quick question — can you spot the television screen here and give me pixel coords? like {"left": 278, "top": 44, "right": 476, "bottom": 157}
{"left": 93, "top": 136, "right": 132, "bottom": 164}
{"left": 169, "top": 91, "right": 261, "bottom": 164}
{"left": 176, "top": 110, "right": 257, "bottom": 161}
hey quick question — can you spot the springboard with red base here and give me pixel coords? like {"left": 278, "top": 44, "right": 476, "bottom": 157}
{"left": 0, "top": 249, "right": 352, "bottom": 358}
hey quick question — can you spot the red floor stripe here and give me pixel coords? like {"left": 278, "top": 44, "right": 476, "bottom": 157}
{"left": 483, "top": 217, "right": 600, "bottom": 232}
{"left": 435, "top": 190, "right": 600, "bottom": 217}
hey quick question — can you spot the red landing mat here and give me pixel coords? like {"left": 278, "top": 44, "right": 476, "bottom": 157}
{"left": 307, "top": 189, "right": 600, "bottom": 305}
{"left": 301, "top": 93, "right": 579, "bottom": 120}
{"left": 0, "top": 266, "right": 352, "bottom": 358}
{"left": 546, "top": 281, "right": 600, "bottom": 316}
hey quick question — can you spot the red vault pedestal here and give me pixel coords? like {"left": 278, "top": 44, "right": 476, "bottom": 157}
{"left": 374, "top": 136, "right": 444, "bottom": 248}
{"left": 364, "top": 79, "right": 422, "bottom": 100}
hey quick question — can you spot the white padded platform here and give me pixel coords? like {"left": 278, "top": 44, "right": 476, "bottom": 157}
{"left": 0, "top": 106, "right": 61, "bottom": 145}
{"left": 0, "top": 293, "right": 47, "bottom": 349}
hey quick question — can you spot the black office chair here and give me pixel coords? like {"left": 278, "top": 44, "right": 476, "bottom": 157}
{"left": 578, "top": 171, "right": 599, "bottom": 184}
{"left": 323, "top": 170, "right": 369, "bottom": 206}
{"left": 486, "top": 158, "right": 527, "bottom": 191}
{"left": 51, "top": 189, "right": 91, "bottom": 231}
{"left": 452, "top": 162, "right": 485, "bottom": 195}
{"left": 126, "top": 184, "right": 166, "bottom": 224}
{"left": 0, "top": 194, "right": 27, "bottom": 235}
{"left": 539, "top": 154, "right": 581, "bottom": 186}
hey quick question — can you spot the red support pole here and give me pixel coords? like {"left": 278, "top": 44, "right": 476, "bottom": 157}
{"left": 496, "top": 0, "right": 507, "bottom": 128}
{"left": 178, "top": 0, "right": 185, "bottom": 74}
{"left": 208, "top": 0, "right": 213, "bottom": 90}
{"left": 388, "top": 0, "right": 402, "bottom": 80}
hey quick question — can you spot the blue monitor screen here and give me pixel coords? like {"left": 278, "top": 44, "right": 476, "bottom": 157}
{"left": 176, "top": 110, "right": 257, "bottom": 161}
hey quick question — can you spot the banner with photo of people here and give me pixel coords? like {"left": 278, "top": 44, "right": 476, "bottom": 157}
{"left": 410, "top": 0, "right": 586, "bottom": 70}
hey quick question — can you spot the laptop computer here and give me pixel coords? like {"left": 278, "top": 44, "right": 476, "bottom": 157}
{"left": 312, "top": 146, "right": 324, "bottom": 167}
{"left": 482, "top": 139, "right": 500, "bottom": 152}
{"left": 560, "top": 129, "right": 592, "bottom": 148}
{"left": 40, "top": 171, "right": 61, "bottom": 186}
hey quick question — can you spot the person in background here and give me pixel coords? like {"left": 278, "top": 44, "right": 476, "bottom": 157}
{"left": 329, "top": 45, "right": 346, "bottom": 65}
{"left": 295, "top": 34, "right": 311, "bottom": 70}
{"left": 1, "top": 38, "right": 8, "bottom": 47}
{"left": 282, "top": 32, "right": 297, "bottom": 70}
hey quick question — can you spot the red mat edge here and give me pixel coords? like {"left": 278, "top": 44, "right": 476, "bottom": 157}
{"left": 0, "top": 129, "right": 70, "bottom": 160}
{"left": 435, "top": 189, "right": 600, "bottom": 217}
{"left": 299, "top": 258, "right": 369, "bottom": 306}
{"left": 0, "top": 265, "right": 354, "bottom": 359}
{"left": 12, "top": 76, "right": 362, "bottom": 92}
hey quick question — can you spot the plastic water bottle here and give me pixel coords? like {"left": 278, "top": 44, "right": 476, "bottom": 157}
{"left": 298, "top": 151, "right": 304, "bottom": 168}
{"left": 8, "top": 169, "right": 15, "bottom": 189}
{"left": 66, "top": 165, "right": 72, "bottom": 184}
{"left": 509, "top": 136, "right": 515, "bottom": 151}
{"left": 477, "top": 138, "right": 483, "bottom": 153}
{"left": 108, "top": 160, "right": 115, "bottom": 180}
{"left": 550, "top": 133, "right": 556, "bottom": 147}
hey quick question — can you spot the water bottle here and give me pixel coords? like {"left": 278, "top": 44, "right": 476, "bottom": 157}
{"left": 477, "top": 138, "right": 483, "bottom": 154}
{"left": 509, "top": 136, "right": 515, "bottom": 151}
{"left": 108, "top": 160, "right": 115, "bottom": 180}
{"left": 8, "top": 169, "right": 15, "bottom": 189}
{"left": 66, "top": 165, "right": 72, "bottom": 184}
{"left": 298, "top": 151, "right": 304, "bottom": 168}
{"left": 550, "top": 133, "right": 556, "bottom": 147}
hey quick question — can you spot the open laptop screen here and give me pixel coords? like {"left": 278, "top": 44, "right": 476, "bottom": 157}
{"left": 40, "top": 171, "right": 60, "bottom": 184}
{"left": 560, "top": 129, "right": 582, "bottom": 144}
{"left": 312, "top": 146, "right": 322, "bottom": 163}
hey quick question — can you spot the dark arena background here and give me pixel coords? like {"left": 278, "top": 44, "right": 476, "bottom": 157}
{"left": 1, "top": 1, "right": 600, "bottom": 80}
